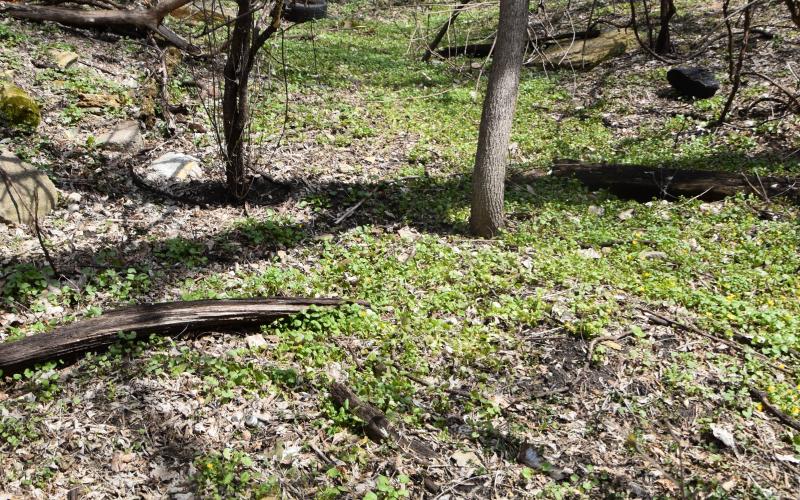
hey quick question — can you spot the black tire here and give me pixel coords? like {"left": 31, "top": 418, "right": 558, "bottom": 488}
{"left": 284, "top": 0, "right": 328, "bottom": 23}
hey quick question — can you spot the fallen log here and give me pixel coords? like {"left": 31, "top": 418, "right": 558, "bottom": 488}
{"left": 436, "top": 29, "right": 601, "bottom": 59}
{"left": 548, "top": 160, "right": 799, "bottom": 201}
{"left": 0, "top": 0, "right": 200, "bottom": 53}
{"left": 0, "top": 298, "right": 354, "bottom": 375}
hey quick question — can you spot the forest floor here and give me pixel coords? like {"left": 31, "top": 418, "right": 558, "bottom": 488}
{"left": 1, "top": 0, "right": 800, "bottom": 498}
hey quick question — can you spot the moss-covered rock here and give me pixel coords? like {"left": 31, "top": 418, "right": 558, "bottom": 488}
{"left": 0, "top": 82, "right": 41, "bottom": 131}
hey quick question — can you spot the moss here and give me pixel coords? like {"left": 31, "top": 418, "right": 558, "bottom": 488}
{"left": 0, "top": 83, "right": 41, "bottom": 131}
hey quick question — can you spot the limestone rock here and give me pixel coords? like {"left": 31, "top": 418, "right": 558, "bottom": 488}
{"left": 97, "top": 120, "right": 142, "bottom": 151}
{"left": 49, "top": 49, "right": 79, "bottom": 69}
{"left": 536, "top": 30, "right": 636, "bottom": 69}
{"left": 147, "top": 152, "right": 204, "bottom": 182}
{"left": 78, "top": 93, "right": 121, "bottom": 109}
{"left": 0, "top": 150, "right": 58, "bottom": 226}
{"left": 667, "top": 67, "right": 720, "bottom": 99}
{"left": 0, "top": 83, "right": 41, "bottom": 130}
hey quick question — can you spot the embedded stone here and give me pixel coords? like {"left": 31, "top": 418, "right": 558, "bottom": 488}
{"left": 147, "top": 152, "right": 204, "bottom": 182}
{"left": 96, "top": 120, "right": 142, "bottom": 151}
{"left": 0, "top": 150, "right": 58, "bottom": 226}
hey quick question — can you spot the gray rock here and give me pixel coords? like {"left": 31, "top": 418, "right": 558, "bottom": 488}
{"left": 588, "top": 205, "right": 605, "bottom": 216}
{"left": 147, "top": 152, "right": 204, "bottom": 182}
{"left": 639, "top": 251, "right": 668, "bottom": 261}
{"left": 0, "top": 149, "right": 58, "bottom": 226}
{"left": 617, "top": 208, "right": 635, "bottom": 220}
{"left": 244, "top": 414, "right": 260, "bottom": 428}
{"left": 96, "top": 120, "right": 142, "bottom": 151}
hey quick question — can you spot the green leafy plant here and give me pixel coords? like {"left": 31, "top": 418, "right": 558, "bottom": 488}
{"left": 156, "top": 238, "right": 208, "bottom": 268}
{"left": 193, "top": 449, "right": 278, "bottom": 499}
{"left": 364, "top": 475, "right": 410, "bottom": 499}
{"left": 2, "top": 264, "right": 52, "bottom": 305}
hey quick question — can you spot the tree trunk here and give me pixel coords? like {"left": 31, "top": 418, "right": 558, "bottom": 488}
{"left": 222, "top": 0, "right": 254, "bottom": 202}
{"left": 788, "top": 0, "right": 800, "bottom": 29}
{"left": 469, "top": 0, "right": 529, "bottom": 237}
{"left": 654, "top": 0, "right": 676, "bottom": 54}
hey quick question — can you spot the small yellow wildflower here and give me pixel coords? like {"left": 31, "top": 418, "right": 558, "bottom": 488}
{"left": 792, "top": 407, "right": 800, "bottom": 417}
{"left": 754, "top": 402, "right": 763, "bottom": 412}
{"left": 207, "top": 462, "right": 214, "bottom": 469}
{"left": 768, "top": 385, "right": 776, "bottom": 393}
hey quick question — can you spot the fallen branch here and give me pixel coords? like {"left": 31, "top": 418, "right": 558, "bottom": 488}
{"left": 329, "top": 381, "right": 436, "bottom": 459}
{"left": 750, "top": 387, "right": 800, "bottom": 431}
{"left": 422, "top": 0, "right": 473, "bottom": 62}
{"left": 547, "top": 160, "right": 799, "bottom": 201}
{"left": 0, "top": 0, "right": 200, "bottom": 52}
{"left": 638, "top": 307, "right": 794, "bottom": 378}
{"left": 0, "top": 298, "right": 357, "bottom": 375}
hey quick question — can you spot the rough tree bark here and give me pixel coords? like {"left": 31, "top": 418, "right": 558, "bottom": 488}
{"left": 222, "top": 0, "right": 255, "bottom": 201}
{"left": 221, "top": 0, "right": 282, "bottom": 201}
{"left": 787, "top": 0, "right": 800, "bottom": 28}
{"left": 469, "top": 0, "right": 529, "bottom": 238}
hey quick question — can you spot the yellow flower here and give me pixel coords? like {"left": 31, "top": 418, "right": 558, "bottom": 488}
{"left": 792, "top": 407, "right": 800, "bottom": 416}
{"left": 754, "top": 402, "right": 763, "bottom": 412}
{"left": 768, "top": 385, "right": 776, "bottom": 393}
{"left": 206, "top": 462, "right": 214, "bottom": 469}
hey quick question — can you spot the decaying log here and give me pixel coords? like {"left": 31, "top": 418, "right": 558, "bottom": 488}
{"left": 0, "top": 0, "right": 199, "bottom": 52}
{"left": 548, "top": 160, "right": 799, "bottom": 201}
{"left": 0, "top": 298, "right": 353, "bottom": 375}
{"left": 436, "top": 29, "right": 601, "bottom": 59}
{"left": 329, "top": 381, "right": 435, "bottom": 459}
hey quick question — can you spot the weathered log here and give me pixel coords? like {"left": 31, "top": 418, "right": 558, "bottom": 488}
{"left": 436, "top": 29, "right": 601, "bottom": 59}
{"left": 548, "top": 160, "right": 799, "bottom": 201}
{"left": 0, "top": 0, "right": 199, "bottom": 52}
{"left": 0, "top": 298, "right": 353, "bottom": 375}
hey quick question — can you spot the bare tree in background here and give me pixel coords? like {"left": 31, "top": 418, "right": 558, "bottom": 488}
{"left": 469, "top": 0, "right": 529, "bottom": 238}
